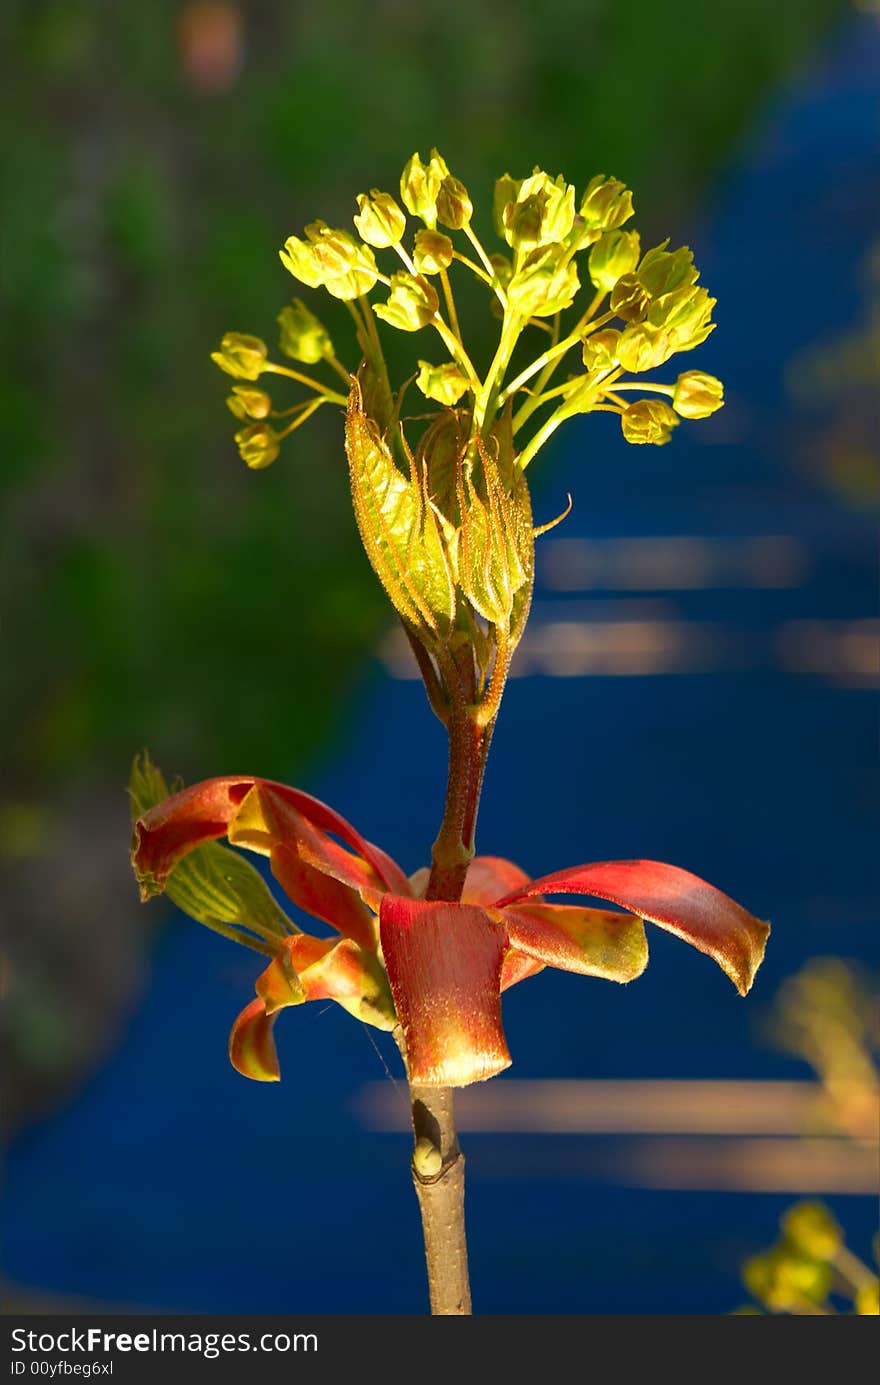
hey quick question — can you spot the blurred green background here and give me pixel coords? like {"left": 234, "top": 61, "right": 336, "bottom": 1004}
{"left": 0, "top": 0, "right": 849, "bottom": 1126}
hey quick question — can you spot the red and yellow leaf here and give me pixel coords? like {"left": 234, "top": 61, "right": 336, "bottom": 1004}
{"left": 380, "top": 895, "right": 511, "bottom": 1086}
{"left": 228, "top": 999, "right": 279, "bottom": 1082}
{"left": 497, "top": 903, "right": 648, "bottom": 982}
{"left": 497, "top": 859, "right": 769, "bottom": 995}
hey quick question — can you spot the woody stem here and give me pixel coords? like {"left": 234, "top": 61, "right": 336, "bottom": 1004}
{"left": 407, "top": 1081, "right": 472, "bottom": 1316}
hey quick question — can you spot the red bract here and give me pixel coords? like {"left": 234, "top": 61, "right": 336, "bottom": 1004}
{"left": 132, "top": 776, "right": 769, "bottom": 1088}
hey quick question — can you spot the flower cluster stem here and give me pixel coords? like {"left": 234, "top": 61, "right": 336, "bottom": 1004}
{"left": 425, "top": 691, "right": 492, "bottom": 903}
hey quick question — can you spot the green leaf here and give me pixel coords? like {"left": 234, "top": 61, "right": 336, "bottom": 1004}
{"left": 129, "top": 753, "right": 294, "bottom": 953}
{"left": 458, "top": 410, "right": 533, "bottom": 628}
{"left": 345, "top": 378, "right": 455, "bottom": 639}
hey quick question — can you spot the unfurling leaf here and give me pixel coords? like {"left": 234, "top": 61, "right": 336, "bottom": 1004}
{"left": 128, "top": 753, "right": 294, "bottom": 952}
{"left": 345, "top": 376, "right": 456, "bottom": 639}
{"left": 458, "top": 410, "right": 534, "bottom": 629}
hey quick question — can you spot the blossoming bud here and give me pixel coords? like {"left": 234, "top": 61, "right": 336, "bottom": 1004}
{"left": 649, "top": 284, "right": 716, "bottom": 351}
{"left": 277, "top": 299, "right": 333, "bottom": 364}
{"left": 780, "top": 1202, "right": 842, "bottom": 1262}
{"left": 354, "top": 189, "right": 406, "bottom": 248}
{"left": 672, "top": 370, "right": 724, "bottom": 418}
{"left": 507, "top": 244, "right": 580, "bottom": 319}
{"left": 503, "top": 170, "right": 575, "bottom": 251}
{"left": 309, "top": 222, "right": 379, "bottom": 299}
{"left": 400, "top": 151, "right": 443, "bottom": 226}
{"left": 579, "top": 175, "right": 634, "bottom": 234}
{"left": 744, "top": 1248, "right": 832, "bottom": 1314}
{"left": 226, "top": 385, "right": 272, "bottom": 421}
{"left": 234, "top": 421, "right": 282, "bottom": 468}
{"left": 581, "top": 328, "right": 621, "bottom": 372}
{"left": 436, "top": 172, "right": 473, "bottom": 230}
{"left": 492, "top": 173, "right": 521, "bottom": 237}
{"left": 304, "top": 220, "right": 360, "bottom": 278}
{"left": 610, "top": 273, "right": 650, "bottom": 322}
{"left": 413, "top": 229, "right": 454, "bottom": 276}
{"left": 210, "top": 332, "right": 268, "bottom": 380}
{"left": 278, "top": 235, "right": 324, "bottom": 288}
{"left": 615, "top": 322, "right": 672, "bottom": 372}
{"left": 373, "top": 272, "right": 439, "bottom": 331}
{"left": 280, "top": 223, "right": 378, "bottom": 300}
{"left": 588, "top": 229, "right": 641, "bottom": 292}
{"left": 620, "top": 399, "right": 680, "bottom": 445}
{"left": 416, "top": 359, "right": 470, "bottom": 406}
{"left": 638, "top": 241, "right": 698, "bottom": 298}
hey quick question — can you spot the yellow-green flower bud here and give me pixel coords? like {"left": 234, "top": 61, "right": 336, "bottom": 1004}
{"left": 616, "top": 323, "right": 672, "bottom": 373}
{"left": 744, "top": 1249, "right": 832, "bottom": 1313}
{"left": 281, "top": 222, "right": 378, "bottom": 300}
{"left": 781, "top": 1203, "right": 842, "bottom": 1262}
{"left": 493, "top": 173, "right": 521, "bottom": 237}
{"left": 277, "top": 299, "right": 333, "bottom": 364}
{"left": 856, "top": 1283, "right": 880, "bottom": 1316}
{"left": 226, "top": 385, "right": 272, "bottom": 421}
{"left": 579, "top": 175, "right": 634, "bottom": 233}
{"left": 278, "top": 236, "right": 323, "bottom": 288}
{"left": 211, "top": 332, "right": 268, "bottom": 380}
{"left": 354, "top": 189, "right": 406, "bottom": 248}
{"left": 620, "top": 398, "right": 679, "bottom": 445}
{"left": 507, "top": 244, "right": 579, "bottom": 319}
{"left": 400, "top": 152, "right": 443, "bottom": 226}
{"left": 503, "top": 194, "right": 544, "bottom": 252}
{"left": 638, "top": 241, "right": 698, "bottom": 298}
{"left": 503, "top": 171, "right": 575, "bottom": 251}
{"left": 436, "top": 173, "right": 473, "bottom": 230}
{"left": 304, "top": 220, "right": 359, "bottom": 278}
{"left": 416, "top": 359, "right": 470, "bottom": 406}
{"left": 610, "top": 273, "right": 650, "bottom": 322}
{"left": 312, "top": 223, "right": 378, "bottom": 293}
{"left": 373, "top": 271, "right": 439, "bottom": 332}
{"left": 413, "top": 229, "right": 454, "bottom": 276}
{"left": 235, "top": 422, "right": 281, "bottom": 469}
{"left": 673, "top": 370, "right": 724, "bottom": 419}
{"left": 649, "top": 284, "right": 716, "bottom": 351}
{"left": 588, "top": 229, "right": 641, "bottom": 293}
{"left": 582, "top": 328, "right": 621, "bottom": 372}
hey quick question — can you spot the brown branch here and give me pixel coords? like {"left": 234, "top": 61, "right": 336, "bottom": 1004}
{"left": 409, "top": 1084, "right": 472, "bottom": 1315}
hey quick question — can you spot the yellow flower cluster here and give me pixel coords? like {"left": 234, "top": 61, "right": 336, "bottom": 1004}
{"left": 212, "top": 150, "right": 724, "bottom": 475}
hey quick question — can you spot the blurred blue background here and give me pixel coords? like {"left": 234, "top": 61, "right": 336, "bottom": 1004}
{"left": 2, "top": 0, "right": 877, "bottom": 1315}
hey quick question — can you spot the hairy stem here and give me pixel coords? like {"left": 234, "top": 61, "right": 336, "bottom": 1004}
{"left": 425, "top": 646, "right": 493, "bottom": 902}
